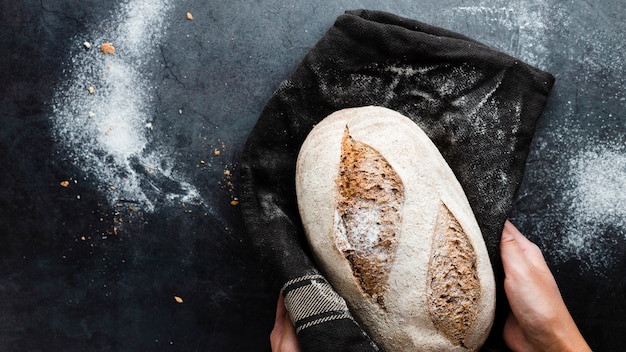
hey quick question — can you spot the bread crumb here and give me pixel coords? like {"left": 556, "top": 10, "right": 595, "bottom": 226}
{"left": 88, "top": 86, "right": 95, "bottom": 94}
{"left": 60, "top": 180, "right": 70, "bottom": 187}
{"left": 223, "top": 169, "right": 231, "bottom": 176}
{"left": 101, "top": 42, "right": 115, "bottom": 55}
{"left": 174, "top": 296, "right": 184, "bottom": 303}
{"left": 230, "top": 199, "right": 239, "bottom": 206}
{"left": 214, "top": 149, "right": 221, "bottom": 156}
{"left": 83, "top": 41, "right": 91, "bottom": 49}
{"left": 186, "top": 12, "right": 193, "bottom": 20}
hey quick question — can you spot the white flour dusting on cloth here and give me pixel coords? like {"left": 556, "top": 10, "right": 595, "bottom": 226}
{"left": 51, "top": 0, "right": 201, "bottom": 212}
{"left": 441, "top": 0, "right": 626, "bottom": 274}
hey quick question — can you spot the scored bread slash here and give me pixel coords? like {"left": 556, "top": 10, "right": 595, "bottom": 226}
{"left": 334, "top": 126, "right": 403, "bottom": 307}
{"left": 100, "top": 42, "right": 115, "bottom": 55}
{"left": 174, "top": 296, "right": 183, "bottom": 303}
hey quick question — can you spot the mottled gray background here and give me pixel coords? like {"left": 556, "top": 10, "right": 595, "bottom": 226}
{"left": 1, "top": 0, "right": 624, "bottom": 350}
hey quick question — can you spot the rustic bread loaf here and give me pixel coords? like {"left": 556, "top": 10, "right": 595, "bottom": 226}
{"left": 295, "top": 106, "right": 496, "bottom": 351}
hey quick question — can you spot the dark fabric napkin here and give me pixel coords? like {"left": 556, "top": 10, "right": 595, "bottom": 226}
{"left": 240, "top": 9, "right": 554, "bottom": 351}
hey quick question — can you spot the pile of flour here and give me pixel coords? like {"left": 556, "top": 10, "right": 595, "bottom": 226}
{"left": 51, "top": 0, "right": 201, "bottom": 212}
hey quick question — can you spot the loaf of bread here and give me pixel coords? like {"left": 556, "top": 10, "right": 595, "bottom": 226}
{"left": 295, "top": 106, "right": 495, "bottom": 351}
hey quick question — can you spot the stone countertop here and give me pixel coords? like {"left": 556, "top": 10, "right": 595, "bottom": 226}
{"left": 0, "top": 0, "right": 624, "bottom": 350}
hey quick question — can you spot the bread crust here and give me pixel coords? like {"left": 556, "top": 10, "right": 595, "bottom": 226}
{"left": 296, "top": 106, "right": 495, "bottom": 351}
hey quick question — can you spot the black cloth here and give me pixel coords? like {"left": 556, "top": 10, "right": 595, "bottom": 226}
{"left": 240, "top": 9, "right": 554, "bottom": 351}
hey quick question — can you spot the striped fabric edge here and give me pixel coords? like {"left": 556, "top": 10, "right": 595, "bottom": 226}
{"left": 281, "top": 274, "right": 356, "bottom": 333}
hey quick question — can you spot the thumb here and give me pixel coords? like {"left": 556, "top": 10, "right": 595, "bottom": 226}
{"left": 502, "top": 220, "right": 547, "bottom": 266}
{"left": 501, "top": 220, "right": 518, "bottom": 245}
{"left": 500, "top": 220, "right": 531, "bottom": 276}
{"left": 271, "top": 295, "right": 286, "bottom": 343}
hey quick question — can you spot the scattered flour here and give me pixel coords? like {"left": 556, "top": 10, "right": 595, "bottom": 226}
{"left": 438, "top": 0, "right": 626, "bottom": 273}
{"left": 569, "top": 146, "right": 626, "bottom": 224}
{"left": 514, "top": 135, "right": 626, "bottom": 273}
{"left": 441, "top": 2, "right": 550, "bottom": 68}
{"left": 556, "top": 142, "right": 626, "bottom": 269}
{"left": 51, "top": 0, "right": 201, "bottom": 212}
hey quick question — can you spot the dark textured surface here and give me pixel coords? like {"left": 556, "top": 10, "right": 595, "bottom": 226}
{"left": 1, "top": 0, "right": 624, "bottom": 351}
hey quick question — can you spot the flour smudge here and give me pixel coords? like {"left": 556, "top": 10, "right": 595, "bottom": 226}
{"left": 51, "top": 0, "right": 202, "bottom": 212}
{"left": 555, "top": 142, "right": 626, "bottom": 270}
{"left": 435, "top": 1, "right": 626, "bottom": 273}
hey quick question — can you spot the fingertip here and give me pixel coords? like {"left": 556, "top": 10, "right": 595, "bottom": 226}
{"left": 503, "top": 220, "right": 537, "bottom": 248}
{"left": 501, "top": 220, "right": 523, "bottom": 251}
{"left": 503, "top": 221, "right": 547, "bottom": 261}
{"left": 503, "top": 219, "right": 514, "bottom": 232}
{"left": 277, "top": 293, "right": 285, "bottom": 311}
{"left": 273, "top": 293, "right": 286, "bottom": 332}
{"left": 501, "top": 220, "right": 517, "bottom": 243}
{"left": 503, "top": 220, "right": 526, "bottom": 239}
{"left": 500, "top": 221, "right": 528, "bottom": 273}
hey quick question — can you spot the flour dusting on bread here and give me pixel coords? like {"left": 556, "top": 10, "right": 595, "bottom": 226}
{"left": 334, "top": 126, "right": 404, "bottom": 307}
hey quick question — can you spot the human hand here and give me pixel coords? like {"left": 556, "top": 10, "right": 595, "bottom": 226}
{"left": 270, "top": 294, "right": 301, "bottom": 352}
{"left": 500, "top": 220, "right": 591, "bottom": 352}
{"left": 269, "top": 220, "right": 592, "bottom": 352}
